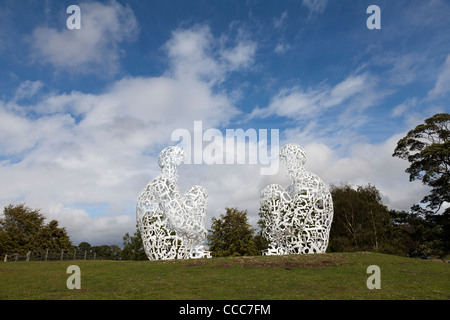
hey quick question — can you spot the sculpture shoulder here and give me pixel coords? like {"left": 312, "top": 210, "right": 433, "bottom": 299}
{"left": 137, "top": 176, "right": 177, "bottom": 200}
{"left": 297, "top": 170, "right": 330, "bottom": 192}
{"left": 261, "top": 184, "right": 291, "bottom": 201}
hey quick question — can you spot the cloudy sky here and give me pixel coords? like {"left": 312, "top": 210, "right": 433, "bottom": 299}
{"left": 0, "top": 0, "right": 449, "bottom": 246}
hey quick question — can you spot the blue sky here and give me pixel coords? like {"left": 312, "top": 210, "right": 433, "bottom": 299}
{"left": 0, "top": 0, "right": 449, "bottom": 246}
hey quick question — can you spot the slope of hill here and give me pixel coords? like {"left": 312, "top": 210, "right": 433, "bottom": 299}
{"left": 0, "top": 252, "right": 448, "bottom": 300}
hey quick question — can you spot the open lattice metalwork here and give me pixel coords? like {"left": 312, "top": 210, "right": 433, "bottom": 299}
{"left": 136, "top": 146, "right": 210, "bottom": 260}
{"left": 260, "top": 144, "right": 333, "bottom": 255}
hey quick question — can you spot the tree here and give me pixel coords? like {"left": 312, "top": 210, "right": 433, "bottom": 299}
{"left": 253, "top": 232, "right": 270, "bottom": 254}
{"left": 390, "top": 209, "right": 445, "bottom": 257}
{"left": 92, "top": 245, "right": 122, "bottom": 260}
{"left": 38, "top": 219, "right": 73, "bottom": 250}
{"left": 0, "top": 204, "right": 44, "bottom": 255}
{"left": 207, "top": 207, "right": 258, "bottom": 257}
{"left": 392, "top": 113, "right": 449, "bottom": 215}
{"left": 77, "top": 242, "right": 92, "bottom": 252}
{"left": 122, "top": 229, "right": 147, "bottom": 260}
{"left": 328, "top": 184, "right": 392, "bottom": 253}
{"left": 0, "top": 203, "right": 72, "bottom": 255}
{"left": 393, "top": 113, "right": 449, "bottom": 255}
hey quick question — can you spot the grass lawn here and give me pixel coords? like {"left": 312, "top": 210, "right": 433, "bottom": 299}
{"left": 0, "top": 252, "right": 448, "bottom": 300}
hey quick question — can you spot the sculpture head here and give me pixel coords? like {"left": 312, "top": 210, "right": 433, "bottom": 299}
{"left": 158, "top": 146, "right": 187, "bottom": 180}
{"left": 279, "top": 144, "right": 306, "bottom": 180}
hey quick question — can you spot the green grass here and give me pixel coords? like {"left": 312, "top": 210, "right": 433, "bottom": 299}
{"left": 0, "top": 252, "right": 448, "bottom": 300}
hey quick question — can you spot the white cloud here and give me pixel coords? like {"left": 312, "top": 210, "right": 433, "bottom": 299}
{"left": 165, "top": 24, "right": 257, "bottom": 83}
{"left": 326, "top": 74, "right": 368, "bottom": 107}
{"left": 428, "top": 54, "right": 450, "bottom": 99}
{"left": 0, "top": 24, "right": 255, "bottom": 246}
{"left": 13, "top": 80, "right": 44, "bottom": 101}
{"left": 386, "top": 55, "right": 423, "bottom": 86}
{"left": 221, "top": 41, "right": 257, "bottom": 70}
{"left": 273, "top": 11, "right": 288, "bottom": 30}
{"left": 256, "top": 86, "right": 322, "bottom": 118}
{"left": 44, "top": 203, "right": 135, "bottom": 245}
{"left": 28, "top": 0, "right": 139, "bottom": 75}
{"left": 165, "top": 25, "right": 220, "bottom": 81}
{"left": 369, "top": 53, "right": 425, "bottom": 87}
{"left": 302, "top": 0, "right": 328, "bottom": 16}
{"left": 274, "top": 42, "right": 291, "bottom": 55}
{"left": 0, "top": 104, "right": 36, "bottom": 155}
{"left": 249, "top": 73, "right": 377, "bottom": 122}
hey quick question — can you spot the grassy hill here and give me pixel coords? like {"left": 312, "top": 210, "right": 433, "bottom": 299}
{"left": 0, "top": 252, "right": 448, "bottom": 300}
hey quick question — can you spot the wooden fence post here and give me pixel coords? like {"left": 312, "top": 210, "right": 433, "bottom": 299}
{"left": 26, "top": 251, "right": 31, "bottom": 262}
{"left": 84, "top": 250, "right": 87, "bottom": 260}
{"left": 45, "top": 249, "right": 49, "bottom": 261}
{"left": 3, "top": 254, "right": 7, "bottom": 262}
{"left": 60, "top": 249, "right": 64, "bottom": 261}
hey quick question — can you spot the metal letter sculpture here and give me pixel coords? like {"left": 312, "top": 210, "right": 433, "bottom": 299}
{"left": 136, "top": 146, "right": 210, "bottom": 260}
{"left": 260, "top": 144, "right": 333, "bottom": 255}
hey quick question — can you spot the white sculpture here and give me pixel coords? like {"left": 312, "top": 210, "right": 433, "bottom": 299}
{"left": 260, "top": 144, "right": 333, "bottom": 255}
{"left": 136, "top": 146, "right": 210, "bottom": 260}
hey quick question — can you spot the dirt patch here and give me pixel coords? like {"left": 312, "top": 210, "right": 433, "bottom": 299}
{"left": 239, "top": 259, "right": 345, "bottom": 270}
{"left": 184, "top": 254, "right": 350, "bottom": 270}
{"left": 215, "top": 262, "right": 234, "bottom": 268}
{"left": 184, "top": 260, "right": 210, "bottom": 267}
{"left": 0, "top": 268, "right": 17, "bottom": 274}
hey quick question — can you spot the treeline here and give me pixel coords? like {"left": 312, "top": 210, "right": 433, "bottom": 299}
{"left": 1, "top": 182, "right": 447, "bottom": 261}
{"left": 328, "top": 183, "right": 448, "bottom": 257}
{"left": 0, "top": 204, "right": 72, "bottom": 256}
{"left": 200, "top": 183, "right": 448, "bottom": 259}
{"left": 0, "top": 204, "right": 121, "bottom": 260}
{"left": 120, "top": 183, "right": 449, "bottom": 260}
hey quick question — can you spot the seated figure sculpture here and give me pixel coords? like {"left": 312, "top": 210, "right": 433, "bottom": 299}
{"left": 136, "top": 146, "right": 210, "bottom": 260}
{"left": 260, "top": 144, "right": 333, "bottom": 255}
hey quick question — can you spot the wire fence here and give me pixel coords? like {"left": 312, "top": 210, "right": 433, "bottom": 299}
{"left": 3, "top": 249, "right": 108, "bottom": 262}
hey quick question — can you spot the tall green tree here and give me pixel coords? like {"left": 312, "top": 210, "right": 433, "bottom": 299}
{"left": 392, "top": 112, "right": 449, "bottom": 254}
{"left": 38, "top": 219, "right": 73, "bottom": 250}
{"left": 0, "top": 203, "right": 72, "bottom": 255}
{"left": 77, "top": 242, "right": 92, "bottom": 252}
{"left": 207, "top": 207, "right": 258, "bottom": 257}
{"left": 392, "top": 113, "right": 449, "bottom": 215}
{"left": 329, "top": 184, "right": 392, "bottom": 253}
{"left": 92, "top": 245, "right": 122, "bottom": 260}
{"left": 122, "top": 229, "right": 147, "bottom": 260}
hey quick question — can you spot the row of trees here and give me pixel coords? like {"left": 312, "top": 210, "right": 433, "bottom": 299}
{"left": 0, "top": 204, "right": 72, "bottom": 256}
{"left": 204, "top": 182, "right": 448, "bottom": 259}
{"left": 329, "top": 184, "right": 447, "bottom": 257}
{"left": 2, "top": 183, "right": 445, "bottom": 261}
{"left": 0, "top": 204, "right": 122, "bottom": 259}
{"left": 120, "top": 180, "right": 448, "bottom": 259}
